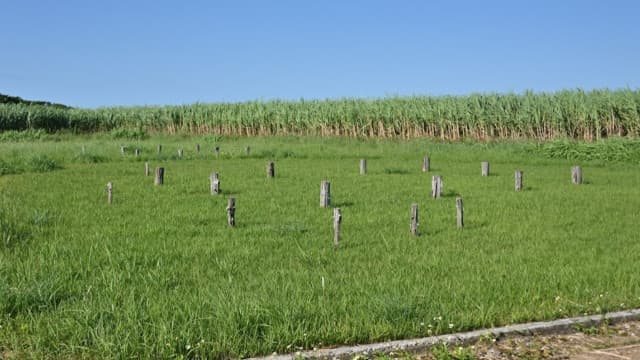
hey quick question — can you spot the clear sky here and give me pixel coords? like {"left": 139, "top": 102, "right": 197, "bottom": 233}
{"left": 2, "top": 0, "right": 639, "bottom": 108}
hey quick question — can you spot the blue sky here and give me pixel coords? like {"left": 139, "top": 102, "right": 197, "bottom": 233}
{"left": 2, "top": 0, "right": 639, "bottom": 108}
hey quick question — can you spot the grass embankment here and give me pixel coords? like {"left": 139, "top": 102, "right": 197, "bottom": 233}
{"left": 1, "top": 136, "right": 640, "bottom": 358}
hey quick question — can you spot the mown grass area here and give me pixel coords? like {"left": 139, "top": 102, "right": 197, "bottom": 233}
{"left": 1, "top": 136, "right": 640, "bottom": 358}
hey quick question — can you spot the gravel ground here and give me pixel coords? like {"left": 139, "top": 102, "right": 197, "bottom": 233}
{"left": 413, "top": 321, "right": 640, "bottom": 359}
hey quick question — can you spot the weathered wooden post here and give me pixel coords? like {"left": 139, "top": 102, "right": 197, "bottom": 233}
{"left": 320, "top": 181, "right": 331, "bottom": 208}
{"left": 196, "top": 144, "right": 200, "bottom": 153}
{"left": 515, "top": 170, "right": 523, "bottom": 191}
{"left": 210, "top": 172, "right": 220, "bottom": 194}
{"left": 177, "top": 148, "right": 183, "bottom": 159}
{"left": 245, "top": 146, "right": 251, "bottom": 155}
{"left": 214, "top": 145, "right": 220, "bottom": 158}
{"left": 422, "top": 156, "right": 430, "bottom": 172}
{"left": 157, "top": 144, "right": 162, "bottom": 154}
{"left": 155, "top": 167, "right": 164, "bottom": 185}
{"left": 410, "top": 203, "right": 418, "bottom": 235}
{"left": 481, "top": 162, "right": 490, "bottom": 176}
{"left": 134, "top": 148, "right": 140, "bottom": 157}
{"left": 571, "top": 166, "right": 582, "bottom": 184}
{"left": 227, "top": 198, "right": 236, "bottom": 227}
{"left": 360, "top": 159, "right": 367, "bottom": 175}
{"left": 107, "top": 182, "right": 113, "bottom": 204}
{"left": 333, "top": 208, "right": 342, "bottom": 249}
{"left": 120, "top": 146, "right": 126, "bottom": 156}
{"left": 145, "top": 162, "right": 150, "bottom": 176}
{"left": 266, "top": 161, "right": 275, "bottom": 178}
{"left": 456, "top": 197, "right": 464, "bottom": 228}
{"left": 431, "top": 175, "right": 442, "bottom": 198}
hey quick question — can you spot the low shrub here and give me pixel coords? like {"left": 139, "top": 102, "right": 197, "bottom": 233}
{"left": 26, "top": 155, "right": 61, "bottom": 173}
{"left": 110, "top": 126, "right": 148, "bottom": 140}
{"left": 0, "top": 129, "right": 48, "bottom": 142}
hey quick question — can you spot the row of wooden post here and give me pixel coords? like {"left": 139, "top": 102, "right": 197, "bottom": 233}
{"left": 106, "top": 180, "right": 458, "bottom": 242}
{"left": 119, "top": 161, "right": 582, "bottom": 207}
{"left": 118, "top": 144, "right": 251, "bottom": 158}
{"left": 117, "top": 147, "right": 584, "bottom": 187}
{"left": 107, "top": 156, "right": 584, "bottom": 248}
{"left": 117, "top": 146, "right": 584, "bottom": 185}
{"left": 369, "top": 157, "right": 583, "bottom": 188}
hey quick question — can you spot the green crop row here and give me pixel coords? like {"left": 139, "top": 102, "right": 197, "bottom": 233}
{"left": 1, "top": 89, "right": 639, "bottom": 139}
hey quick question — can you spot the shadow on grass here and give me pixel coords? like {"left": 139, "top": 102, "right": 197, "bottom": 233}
{"left": 441, "top": 189, "right": 461, "bottom": 198}
{"left": 383, "top": 168, "right": 409, "bottom": 175}
{"left": 333, "top": 201, "right": 354, "bottom": 208}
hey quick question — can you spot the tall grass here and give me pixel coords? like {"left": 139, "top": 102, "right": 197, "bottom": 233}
{"left": 1, "top": 137, "right": 640, "bottom": 358}
{"left": 1, "top": 89, "right": 639, "bottom": 140}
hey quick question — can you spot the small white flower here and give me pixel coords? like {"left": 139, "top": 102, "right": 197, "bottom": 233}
{"left": 449, "top": 323, "right": 454, "bottom": 329}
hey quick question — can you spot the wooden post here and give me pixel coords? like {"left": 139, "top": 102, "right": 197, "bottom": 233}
{"left": 266, "top": 161, "right": 275, "bottom": 178}
{"left": 226, "top": 198, "right": 236, "bottom": 227}
{"left": 410, "top": 203, "right": 418, "bottom": 235}
{"left": 155, "top": 167, "right": 164, "bottom": 186}
{"left": 196, "top": 144, "right": 200, "bottom": 153}
{"left": 120, "top": 146, "right": 126, "bottom": 156}
{"left": 134, "top": 148, "right": 140, "bottom": 157}
{"left": 107, "top": 182, "right": 113, "bottom": 204}
{"left": 431, "top": 175, "right": 442, "bottom": 198}
{"left": 210, "top": 172, "right": 220, "bottom": 194}
{"left": 360, "top": 159, "right": 367, "bottom": 175}
{"left": 214, "top": 145, "right": 220, "bottom": 158}
{"left": 177, "top": 148, "right": 183, "bottom": 159}
{"left": 157, "top": 144, "right": 162, "bottom": 154}
{"left": 456, "top": 197, "right": 464, "bottom": 228}
{"left": 571, "top": 166, "right": 582, "bottom": 184}
{"left": 333, "top": 208, "right": 341, "bottom": 249}
{"left": 145, "top": 162, "right": 150, "bottom": 176}
{"left": 245, "top": 146, "right": 250, "bottom": 155}
{"left": 422, "top": 156, "right": 430, "bottom": 172}
{"left": 515, "top": 170, "right": 523, "bottom": 191}
{"left": 320, "top": 181, "right": 331, "bottom": 208}
{"left": 481, "top": 161, "right": 490, "bottom": 176}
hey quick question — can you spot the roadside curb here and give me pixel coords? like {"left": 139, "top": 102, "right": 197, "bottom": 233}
{"left": 249, "top": 309, "right": 640, "bottom": 359}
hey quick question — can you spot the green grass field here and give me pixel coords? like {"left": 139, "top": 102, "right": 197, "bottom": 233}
{"left": 1, "top": 136, "right": 640, "bottom": 358}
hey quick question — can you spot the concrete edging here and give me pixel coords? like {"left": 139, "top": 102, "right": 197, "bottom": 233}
{"left": 250, "top": 309, "right": 640, "bottom": 359}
